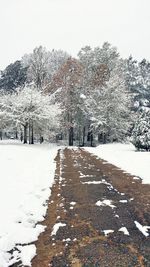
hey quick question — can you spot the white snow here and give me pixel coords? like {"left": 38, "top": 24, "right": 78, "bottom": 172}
{"left": 119, "top": 227, "right": 129, "bottom": 235}
{"left": 103, "top": 230, "right": 114, "bottom": 236}
{"left": 96, "top": 199, "right": 116, "bottom": 209}
{"left": 70, "top": 202, "right": 76, "bottom": 209}
{"left": 0, "top": 140, "right": 58, "bottom": 267}
{"left": 82, "top": 181, "right": 104, "bottom": 185}
{"left": 119, "top": 200, "right": 128, "bottom": 203}
{"left": 70, "top": 202, "right": 76, "bottom": 206}
{"left": 80, "top": 93, "right": 86, "bottom": 99}
{"left": 134, "top": 221, "right": 150, "bottom": 237}
{"left": 79, "top": 173, "right": 93, "bottom": 178}
{"left": 85, "top": 143, "right": 150, "bottom": 184}
{"left": 51, "top": 222, "right": 66, "bottom": 236}
{"left": 81, "top": 179, "right": 110, "bottom": 186}
{"left": 17, "top": 245, "right": 36, "bottom": 267}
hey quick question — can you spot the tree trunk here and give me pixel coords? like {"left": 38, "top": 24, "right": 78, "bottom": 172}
{"left": 87, "top": 131, "right": 91, "bottom": 142}
{"left": 15, "top": 130, "right": 18, "bottom": 139}
{"left": 90, "top": 131, "right": 93, "bottom": 147}
{"left": 82, "top": 126, "right": 85, "bottom": 146}
{"left": 77, "top": 127, "right": 81, "bottom": 146}
{"left": 103, "top": 132, "right": 106, "bottom": 144}
{"left": 98, "top": 133, "right": 101, "bottom": 143}
{"left": 29, "top": 120, "right": 31, "bottom": 144}
{"left": 40, "top": 135, "right": 44, "bottom": 144}
{"left": 0, "top": 131, "right": 2, "bottom": 140}
{"left": 69, "top": 127, "right": 73, "bottom": 146}
{"left": 20, "top": 131, "right": 23, "bottom": 142}
{"left": 31, "top": 120, "right": 34, "bottom": 144}
{"left": 24, "top": 124, "right": 28, "bottom": 144}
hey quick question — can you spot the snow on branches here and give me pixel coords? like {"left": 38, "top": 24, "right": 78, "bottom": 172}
{"left": 0, "top": 86, "right": 61, "bottom": 143}
{"left": 132, "top": 109, "right": 150, "bottom": 151}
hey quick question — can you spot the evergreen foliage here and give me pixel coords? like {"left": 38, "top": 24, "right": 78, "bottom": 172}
{"left": 0, "top": 61, "right": 27, "bottom": 91}
{"left": 132, "top": 110, "right": 150, "bottom": 150}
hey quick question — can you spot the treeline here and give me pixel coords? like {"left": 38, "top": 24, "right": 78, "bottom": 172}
{"left": 0, "top": 43, "right": 150, "bottom": 146}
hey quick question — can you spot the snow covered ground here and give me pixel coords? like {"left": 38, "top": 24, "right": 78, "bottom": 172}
{"left": 85, "top": 143, "right": 150, "bottom": 184}
{"left": 0, "top": 140, "right": 58, "bottom": 267}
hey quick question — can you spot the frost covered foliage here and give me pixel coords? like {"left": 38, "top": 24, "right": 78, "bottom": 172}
{"left": 125, "top": 57, "right": 150, "bottom": 111}
{"left": 0, "top": 86, "right": 61, "bottom": 144}
{"left": 78, "top": 44, "right": 132, "bottom": 143}
{"left": 132, "top": 110, "right": 150, "bottom": 150}
{"left": 22, "top": 46, "right": 69, "bottom": 90}
{"left": 87, "top": 62, "right": 131, "bottom": 142}
{"left": 2, "top": 42, "right": 150, "bottom": 146}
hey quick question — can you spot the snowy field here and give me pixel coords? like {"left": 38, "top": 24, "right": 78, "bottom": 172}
{"left": 85, "top": 143, "right": 150, "bottom": 184}
{"left": 0, "top": 140, "right": 58, "bottom": 267}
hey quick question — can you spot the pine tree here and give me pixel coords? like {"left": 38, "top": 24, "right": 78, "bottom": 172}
{"left": 132, "top": 110, "right": 150, "bottom": 151}
{"left": 0, "top": 61, "right": 27, "bottom": 91}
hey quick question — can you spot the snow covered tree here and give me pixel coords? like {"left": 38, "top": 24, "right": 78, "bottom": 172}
{"left": 49, "top": 57, "right": 83, "bottom": 145}
{"left": 46, "top": 49, "right": 69, "bottom": 80}
{"left": 7, "top": 86, "right": 61, "bottom": 144}
{"left": 132, "top": 110, "right": 150, "bottom": 151}
{"left": 22, "top": 47, "right": 69, "bottom": 90}
{"left": 78, "top": 42, "right": 119, "bottom": 91}
{"left": 85, "top": 60, "right": 132, "bottom": 143}
{"left": 77, "top": 43, "right": 126, "bottom": 143}
{"left": 93, "top": 42, "right": 119, "bottom": 72}
{"left": 0, "top": 91, "right": 13, "bottom": 139}
{"left": 0, "top": 60, "right": 27, "bottom": 91}
{"left": 22, "top": 46, "right": 50, "bottom": 90}
{"left": 125, "top": 56, "right": 150, "bottom": 111}
{"left": 2, "top": 42, "right": 149, "bottom": 146}
{"left": 138, "top": 59, "right": 150, "bottom": 105}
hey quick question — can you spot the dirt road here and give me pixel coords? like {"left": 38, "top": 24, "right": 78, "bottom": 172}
{"left": 32, "top": 148, "right": 150, "bottom": 267}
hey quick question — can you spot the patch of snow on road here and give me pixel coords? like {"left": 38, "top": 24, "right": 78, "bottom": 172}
{"left": 59, "top": 149, "right": 65, "bottom": 180}
{"left": 119, "top": 227, "right": 129, "bottom": 235}
{"left": 79, "top": 173, "right": 94, "bottom": 178}
{"left": 82, "top": 179, "right": 110, "bottom": 186}
{"left": 70, "top": 202, "right": 76, "bottom": 206}
{"left": 103, "top": 230, "right": 114, "bottom": 236}
{"left": 82, "top": 181, "right": 104, "bottom": 185}
{"left": 119, "top": 200, "right": 128, "bottom": 203}
{"left": 69, "top": 202, "right": 76, "bottom": 210}
{"left": 85, "top": 143, "right": 150, "bottom": 184}
{"left": 96, "top": 199, "right": 116, "bottom": 209}
{"left": 134, "top": 221, "right": 150, "bottom": 237}
{"left": 51, "top": 223, "right": 66, "bottom": 236}
{"left": 0, "top": 141, "right": 58, "bottom": 266}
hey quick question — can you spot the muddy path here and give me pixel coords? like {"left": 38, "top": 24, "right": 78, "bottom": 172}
{"left": 32, "top": 148, "right": 150, "bottom": 267}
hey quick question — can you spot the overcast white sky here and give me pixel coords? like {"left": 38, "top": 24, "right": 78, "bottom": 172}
{"left": 0, "top": 0, "right": 150, "bottom": 70}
